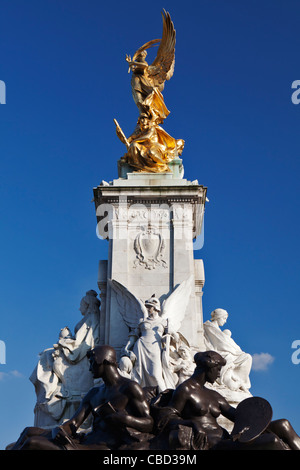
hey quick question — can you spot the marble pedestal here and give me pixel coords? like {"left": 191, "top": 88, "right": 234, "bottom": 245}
{"left": 93, "top": 172, "right": 207, "bottom": 355}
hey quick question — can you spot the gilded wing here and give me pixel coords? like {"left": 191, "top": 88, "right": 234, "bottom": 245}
{"left": 146, "top": 10, "right": 176, "bottom": 87}
{"left": 161, "top": 276, "right": 194, "bottom": 332}
{"left": 108, "top": 279, "right": 148, "bottom": 329}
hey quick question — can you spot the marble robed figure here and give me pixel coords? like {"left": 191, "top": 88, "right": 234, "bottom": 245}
{"left": 110, "top": 277, "right": 194, "bottom": 392}
{"left": 30, "top": 290, "right": 100, "bottom": 429}
{"left": 203, "top": 309, "right": 252, "bottom": 393}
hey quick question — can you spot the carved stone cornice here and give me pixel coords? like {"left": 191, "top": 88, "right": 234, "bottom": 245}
{"left": 93, "top": 179, "right": 207, "bottom": 240}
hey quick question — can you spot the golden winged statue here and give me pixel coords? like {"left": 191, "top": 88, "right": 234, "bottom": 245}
{"left": 115, "top": 10, "right": 185, "bottom": 174}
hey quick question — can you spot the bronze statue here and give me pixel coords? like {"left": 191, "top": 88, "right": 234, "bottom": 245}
{"left": 151, "top": 351, "right": 300, "bottom": 450}
{"left": 9, "top": 347, "right": 300, "bottom": 451}
{"left": 10, "top": 345, "right": 154, "bottom": 450}
{"left": 114, "top": 10, "right": 184, "bottom": 173}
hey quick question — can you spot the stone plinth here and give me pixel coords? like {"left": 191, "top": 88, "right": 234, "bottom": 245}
{"left": 93, "top": 172, "right": 207, "bottom": 354}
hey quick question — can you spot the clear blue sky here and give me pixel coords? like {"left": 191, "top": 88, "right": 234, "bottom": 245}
{"left": 1, "top": 0, "right": 300, "bottom": 450}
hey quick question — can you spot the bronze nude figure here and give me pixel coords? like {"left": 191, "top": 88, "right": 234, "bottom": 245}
{"left": 151, "top": 350, "right": 300, "bottom": 450}
{"left": 9, "top": 347, "right": 300, "bottom": 451}
{"left": 10, "top": 345, "right": 154, "bottom": 450}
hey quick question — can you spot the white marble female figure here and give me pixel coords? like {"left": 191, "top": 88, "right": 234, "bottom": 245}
{"left": 109, "top": 277, "right": 193, "bottom": 392}
{"left": 30, "top": 290, "right": 101, "bottom": 428}
{"left": 203, "top": 308, "right": 252, "bottom": 392}
{"left": 122, "top": 296, "right": 172, "bottom": 391}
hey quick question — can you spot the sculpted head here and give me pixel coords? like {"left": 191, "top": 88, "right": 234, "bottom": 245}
{"left": 135, "top": 50, "right": 147, "bottom": 62}
{"left": 223, "top": 329, "right": 232, "bottom": 337}
{"left": 178, "top": 346, "right": 191, "bottom": 360}
{"left": 59, "top": 327, "right": 72, "bottom": 339}
{"left": 210, "top": 308, "right": 228, "bottom": 327}
{"left": 79, "top": 290, "right": 100, "bottom": 316}
{"left": 118, "top": 355, "right": 133, "bottom": 375}
{"left": 137, "top": 114, "right": 152, "bottom": 131}
{"left": 129, "top": 50, "right": 148, "bottom": 74}
{"left": 145, "top": 294, "right": 161, "bottom": 318}
{"left": 87, "top": 345, "right": 117, "bottom": 378}
{"left": 194, "top": 350, "right": 226, "bottom": 384}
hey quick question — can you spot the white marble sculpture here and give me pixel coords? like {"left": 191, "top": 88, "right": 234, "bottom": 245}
{"left": 109, "top": 276, "right": 193, "bottom": 392}
{"left": 30, "top": 290, "right": 101, "bottom": 429}
{"left": 118, "top": 354, "right": 135, "bottom": 378}
{"left": 203, "top": 308, "right": 252, "bottom": 393}
{"left": 168, "top": 344, "right": 195, "bottom": 384}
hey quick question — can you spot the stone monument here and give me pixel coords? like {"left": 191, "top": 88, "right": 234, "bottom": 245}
{"left": 26, "top": 9, "right": 254, "bottom": 442}
{"left": 91, "top": 10, "right": 252, "bottom": 421}
{"left": 10, "top": 11, "right": 300, "bottom": 452}
{"left": 93, "top": 10, "right": 207, "bottom": 359}
{"left": 30, "top": 8, "right": 250, "bottom": 425}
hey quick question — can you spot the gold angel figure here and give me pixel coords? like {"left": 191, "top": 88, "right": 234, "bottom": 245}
{"left": 115, "top": 10, "right": 184, "bottom": 174}
{"left": 126, "top": 9, "right": 175, "bottom": 123}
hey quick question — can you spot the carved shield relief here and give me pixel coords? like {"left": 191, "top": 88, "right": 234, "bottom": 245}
{"left": 133, "top": 226, "right": 167, "bottom": 270}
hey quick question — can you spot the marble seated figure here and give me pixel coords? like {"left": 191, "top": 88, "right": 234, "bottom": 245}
{"left": 29, "top": 290, "right": 101, "bottom": 429}
{"left": 203, "top": 309, "right": 252, "bottom": 392}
